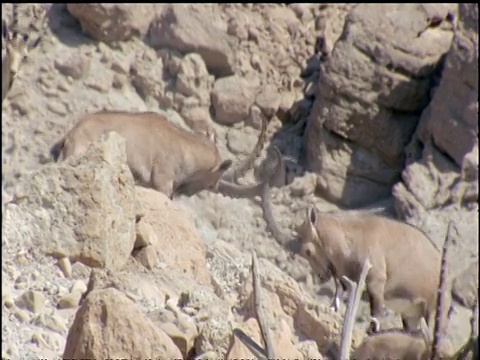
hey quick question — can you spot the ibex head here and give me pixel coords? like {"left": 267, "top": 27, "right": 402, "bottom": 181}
{"left": 295, "top": 205, "right": 333, "bottom": 283}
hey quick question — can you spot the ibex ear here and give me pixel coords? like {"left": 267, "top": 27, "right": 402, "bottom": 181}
{"left": 307, "top": 205, "right": 317, "bottom": 226}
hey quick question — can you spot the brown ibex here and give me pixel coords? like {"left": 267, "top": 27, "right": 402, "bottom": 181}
{"left": 260, "top": 160, "right": 454, "bottom": 338}
{"left": 50, "top": 110, "right": 270, "bottom": 199}
{"left": 350, "top": 221, "right": 457, "bottom": 359}
{"left": 2, "top": 4, "right": 47, "bottom": 102}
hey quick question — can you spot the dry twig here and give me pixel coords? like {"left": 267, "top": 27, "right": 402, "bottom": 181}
{"left": 431, "top": 220, "right": 456, "bottom": 359}
{"left": 251, "top": 250, "right": 275, "bottom": 359}
{"left": 339, "top": 257, "right": 372, "bottom": 360}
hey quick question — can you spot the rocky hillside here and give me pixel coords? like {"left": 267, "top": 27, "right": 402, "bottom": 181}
{"left": 2, "top": 3, "right": 478, "bottom": 359}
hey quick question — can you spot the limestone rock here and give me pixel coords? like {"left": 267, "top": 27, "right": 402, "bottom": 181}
{"left": 211, "top": 75, "right": 259, "bottom": 125}
{"left": 54, "top": 51, "right": 91, "bottom": 80}
{"left": 393, "top": 4, "right": 478, "bottom": 217}
{"left": 2, "top": 132, "right": 136, "bottom": 270}
{"left": 175, "top": 53, "right": 214, "bottom": 106}
{"left": 306, "top": 4, "right": 458, "bottom": 207}
{"left": 57, "top": 292, "right": 82, "bottom": 309}
{"left": 63, "top": 288, "right": 182, "bottom": 358}
{"left": 452, "top": 260, "right": 479, "bottom": 309}
{"left": 15, "top": 290, "right": 45, "bottom": 314}
{"left": 149, "top": 4, "right": 235, "bottom": 76}
{"left": 135, "top": 187, "right": 211, "bottom": 285}
{"left": 67, "top": 4, "right": 159, "bottom": 42}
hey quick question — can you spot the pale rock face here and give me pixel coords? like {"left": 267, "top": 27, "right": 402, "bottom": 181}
{"left": 63, "top": 288, "right": 182, "bottom": 359}
{"left": 1, "top": 3, "right": 476, "bottom": 359}
{"left": 306, "top": 4, "right": 458, "bottom": 208}
{"left": 2, "top": 132, "right": 136, "bottom": 271}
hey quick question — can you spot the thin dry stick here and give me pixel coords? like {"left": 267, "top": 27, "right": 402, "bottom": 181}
{"left": 472, "top": 302, "right": 479, "bottom": 359}
{"left": 251, "top": 251, "right": 275, "bottom": 360}
{"left": 339, "top": 257, "right": 372, "bottom": 360}
{"left": 431, "top": 220, "right": 455, "bottom": 359}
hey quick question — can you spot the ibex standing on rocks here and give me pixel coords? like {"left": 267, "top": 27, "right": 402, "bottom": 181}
{"left": 350, "top": 221, "right": 457, "bottom": 359}
{"left": 2, "top": 4, "right": 47, "bottom": 102}
{"left": 50, "top": 110, "right": 269, "bottom": 200}
{"left": 260, "top": 162, "right": 454, "bottom": 338}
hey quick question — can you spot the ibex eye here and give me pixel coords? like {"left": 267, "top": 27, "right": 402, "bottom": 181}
{"left": 305, "top": 249, "right": 312, "bottom": 257}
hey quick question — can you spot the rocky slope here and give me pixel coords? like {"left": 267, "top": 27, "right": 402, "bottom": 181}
{"left": 2, "top": 3, "right": 478, "bottom": 359}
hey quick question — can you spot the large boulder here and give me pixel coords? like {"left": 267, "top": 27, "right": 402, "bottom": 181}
{"left": 2, "top": 132, "right": 136, "bottom": 270}
{"left": 393, "top": 3, "right": 478, "bottom": 218}
{"left": 134, "top": 187, "right": 212, "bottom": 285}
{"left": 306, "top": 4, "right": 458, "bottom": 207}
{"left": 63, "top": 288, "right": 182, "bottom": 358}
{"left": 67, "top": 4, "right": 159, "bottom": 42}
{"left": 148, "top": 4, "right": 236, "bottom": 77}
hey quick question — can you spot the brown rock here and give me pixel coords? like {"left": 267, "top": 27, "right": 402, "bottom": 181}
{"left": 135, "top": 187, "right": 211, "bottom": 285}
{"left": 211, "top": 75, "right": 259, "bottom": 125}
{"left": 2, "top": 133, "right": 136, "bottom": 270}
{"left": 394, "top": 4, "right": 478, "bottom": 216}
{"left": 134, "top": 220, "right": 158, "bottom": 249}
{"left": 255, "top": 84, "right": 281, "bottom": 118}
{"left": 15, "top": 290, "right": 45, "bottom": 314}
{"left": 54, "top": 51, "right": 91, "bottom": 80}
{"left": 149, "top": 4, "right": 235, "bottom": 76}
{"left": 63, "top": 288, "right": 182, "bottom": 359}
{"left": 57, "top": 292, "right": 82, "bottom": 309}
{"left": 150, "top": 309, "right": 198, "bottom": 358}
{"left": 307, "top": 4, "right": 458, "bottom": 207}
{"left": 452, "top": 260, "right": 479, "bottom": 308}
{"left": 67, "top": 4, "right": 159, "bottom": 42}
{"left": 133, "top": 245, "right": 159, "bottom": 270}
{"left": 130, "top": 56, "right": 166, "bottom": 104}
{"left": 180, "top": 106, "right": 215, "bottom": 136}
{"left": 175, "top": 53, "right": 214, "bottom": 104}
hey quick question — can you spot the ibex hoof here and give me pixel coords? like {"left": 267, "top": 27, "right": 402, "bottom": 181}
{"left": 329, "top": 298, "right": 341, "bottom": 313}
{"left": 368, "top": 317, "right": 381, "bottom": 334}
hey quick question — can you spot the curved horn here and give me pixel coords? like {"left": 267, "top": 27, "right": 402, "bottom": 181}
{"left": 216, "top": 143, "right": 285, "bottom": 199}
{"left": 221, "top": 112, "right": 268, "bottom": 182}
{"left": 260, "top": 146, "right": 299, "bottom": 254}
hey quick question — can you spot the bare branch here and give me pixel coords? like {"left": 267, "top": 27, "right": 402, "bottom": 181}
{"left": 339, "top": 257, "right": 372, "bottom": 360}
{"left": 431, "top": 220, "right": 455, "bottom": 359}
{"left": 252, "top": 251, "right": 275, "bottom": 359}
{"left": 222, "top": 112, "right": 268, "bottom": 182}
{"left": 260, "top": 146, "right": 293, "bottom": 250}
{"left": 472, "top": 302, "right": 479, "bottom": 359}
{"left": 231, "top": 328, "right": 267, "bottom": 359}
{"left": 472, "top": 301, "right": 478, "bottom": 339}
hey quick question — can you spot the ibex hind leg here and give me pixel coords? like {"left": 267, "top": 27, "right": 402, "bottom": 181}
{"left": 151, "top": 170, "right": 174, "bottom": 199}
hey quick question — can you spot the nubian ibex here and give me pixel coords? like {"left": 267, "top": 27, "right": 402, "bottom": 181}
{"left": 350, "top": 221, "right": 457, "bottom": 359}
{"left": 50, "top": 110, "right": 270, "bottom": 200}
{"left": 260, "top": 151, "right": 454, "bottom": 338}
